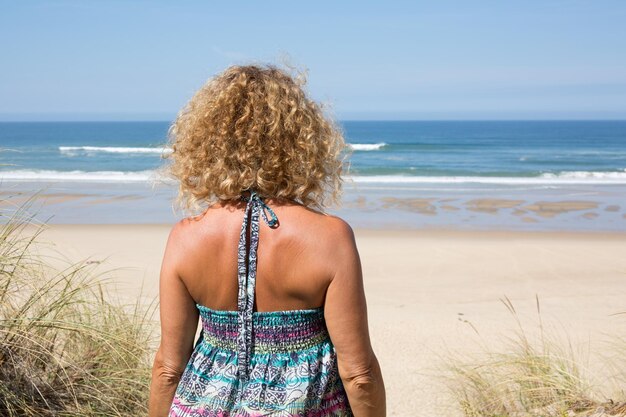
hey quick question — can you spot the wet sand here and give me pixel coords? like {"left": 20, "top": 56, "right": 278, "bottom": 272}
{"left": 4, "top": 181, "right": 626, "bottom": 232}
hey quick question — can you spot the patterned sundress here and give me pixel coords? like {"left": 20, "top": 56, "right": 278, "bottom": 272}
{"left": 169, "top": 190, "right": 353, "bottom": 416}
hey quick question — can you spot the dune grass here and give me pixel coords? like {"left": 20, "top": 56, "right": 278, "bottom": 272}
{"left": 0, "top": 195, "right": 156, "bottom": 416}
{"left": 445, "top": 296, "right": 626, "bottom": 417}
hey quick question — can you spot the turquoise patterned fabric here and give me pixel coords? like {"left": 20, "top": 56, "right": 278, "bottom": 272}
{"left": 169, "top": 190, "right": 353, "bottom": 416}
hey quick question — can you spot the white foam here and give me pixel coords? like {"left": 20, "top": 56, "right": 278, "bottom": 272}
{"left": 349, "top": 170, "right": 626, "bottom": 185}
{"left": 539, "top": 170, "right": 626, "bottom": 180}
{"left": 3, "top": 169, "right": 626, "bottom": 185}
{"left": 0, "top": 170, "right": 157, "bottom": 182}
{"left": 60, "top": 144, "right": 386, "bottom": 154}
{"left": 59, "top": 146, "right": 172, "bottom": 155}
{"left": 348, "top": 143, "right": 387, "bottom": 151}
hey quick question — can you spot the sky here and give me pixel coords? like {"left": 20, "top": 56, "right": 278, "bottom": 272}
{"left": 1, "top": 0, "right": 625, "bottom": 121}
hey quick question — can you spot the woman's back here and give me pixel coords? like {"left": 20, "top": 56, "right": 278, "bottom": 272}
{"left": 173, "top": 196, "right": 342, "bottom": 313}
{"left": 168, "top": 191, "right": 353, "bottom": 416}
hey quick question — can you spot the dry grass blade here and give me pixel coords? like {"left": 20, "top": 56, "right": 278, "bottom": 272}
{"left": 0, "top": 193, "right": 157, "bottom": 416}
{"left": 443, "top": 297, "right": 626, "bottom": 417}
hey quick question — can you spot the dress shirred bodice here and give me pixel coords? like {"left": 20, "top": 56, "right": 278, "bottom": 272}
{"left": 169, "top": 190, "right": 353, "bottom": 416}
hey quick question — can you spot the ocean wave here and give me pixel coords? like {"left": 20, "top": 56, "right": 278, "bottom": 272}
{"left": 350, "top": 170, "right": 626, "bottom": 184}
{"left": 2, "top": 169, "right": 626, "bottom": 185}
{"left": 59, "top": 144, "right": 387, "bottom": 154}
{"left": 348, "top": 143, "right": 387, "bottom": 151}
{"left": 59, "top": 146, "right": 172, "bottom": 154}
{"left": 0, "top": 170, "right": 157, "bottom": 182}
{"left": 539, "top": 170, "right": 626, "bottom": 180}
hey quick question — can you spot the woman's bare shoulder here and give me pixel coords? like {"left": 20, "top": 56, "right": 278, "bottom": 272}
{"left": 165, "top": 203, "right": 356, "bottom": 254}
{"left": 320, "top": 213, "right": 355, "bottom": 238}
{"left": 299, "top": 210, "right": 357, "bottom": 252}
{"left": 164, "top": 210, "right": 216, "bottom": 250}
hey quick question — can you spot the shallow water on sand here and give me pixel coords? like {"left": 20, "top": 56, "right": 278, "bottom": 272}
{"left": 2, "top": 180, "right": 625, "bottom": 232}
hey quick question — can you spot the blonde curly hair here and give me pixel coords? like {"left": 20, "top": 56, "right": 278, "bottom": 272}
{"left": 166, "top": 64, "right": 349, "bottom": 212}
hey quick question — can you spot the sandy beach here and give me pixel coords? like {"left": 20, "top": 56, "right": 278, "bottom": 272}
{"left": 4, "top": 2, "right": 626, "bottom": 414}
{"left": 31, "top": 224, "right": 626, "bottom": 417}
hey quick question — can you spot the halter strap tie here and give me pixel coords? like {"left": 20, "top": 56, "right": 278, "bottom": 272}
{"left": 236, "top": 190, "right": 278, "bottom": 384}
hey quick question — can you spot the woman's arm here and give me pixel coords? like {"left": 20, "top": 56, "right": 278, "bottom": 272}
{"left": 149, "top": 222, "right": 199, "bottom": 416}
{"left": 324, "top": 219, "right": 386, "bottom": 417}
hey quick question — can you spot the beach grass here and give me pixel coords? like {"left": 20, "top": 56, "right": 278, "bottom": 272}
{"left": 0, "top": 194, "right": 156, "bottom": 416}
{"left": 444, "top": 296, "right": 626, "bottom": 417}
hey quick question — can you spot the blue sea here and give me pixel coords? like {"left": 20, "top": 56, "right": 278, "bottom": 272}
{"left": 1, "top": 121, "right": 626, "bottom": 183}
{"left": 1, "top": 121, "right": 625, "bottom": 230}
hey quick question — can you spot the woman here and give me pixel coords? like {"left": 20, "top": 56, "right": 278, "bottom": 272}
{"left": 149, "top": 64, "right": 386, "bottom": 416}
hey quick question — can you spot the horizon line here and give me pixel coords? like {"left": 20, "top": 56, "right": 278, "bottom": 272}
{"left": 1, "top": 118, "right": 626, "bottom": 123}
{"left": 2, "top": 112, "right": 626, "bottom": 123}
